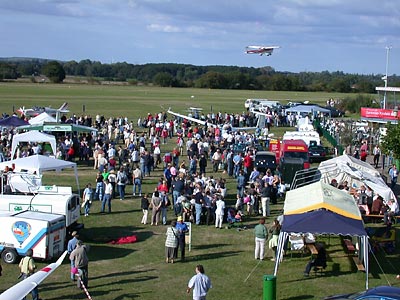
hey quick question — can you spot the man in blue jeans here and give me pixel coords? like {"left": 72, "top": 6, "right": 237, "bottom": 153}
{"left": 101, "top": 179, "right": 113, "bottom": 213}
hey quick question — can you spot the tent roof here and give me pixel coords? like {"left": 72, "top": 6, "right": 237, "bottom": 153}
{"left": 13, "top": 130, "right": 56, "bottom": 143}
{"left": 17, "top": 122, "right": 98, "bottom": 133}
{"left": 284, "top": 181, "right": 362, "bottom": 220}
{"left": 0, "top": 155, "right": 76, "bottom": 173}
{"left": 318, "top": 154, "right": 395, "bottom": 202}
{"left": 285, "top": 104, "right": 331, "bottom": 114}
{"left": 0, "top": 116, "right": 29, "bottom": 127}
{"left": 282, "top": 210, "right": 367, "bottom": 236}
{"left": 28, "top": 112, "right": 57, "bottom": 125}
{"left": 11, "top": 131, "right": 57, "bottom": 158}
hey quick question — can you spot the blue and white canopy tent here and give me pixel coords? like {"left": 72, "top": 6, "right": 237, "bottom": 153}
{"left": 273, "top": 181, "right": 370, "bottom": 289}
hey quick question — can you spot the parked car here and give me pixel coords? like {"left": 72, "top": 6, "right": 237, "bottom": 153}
{"left": 308, "top": 145, "right": 327, "bottom": 163}
{"left": 324, "top": 286, "right": 400, "bottom": 300}
{"left": 254, "top": 151, "right": 277, "bottom": 174}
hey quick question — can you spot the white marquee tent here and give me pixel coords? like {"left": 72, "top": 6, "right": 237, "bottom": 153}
{"left": 28, "top": 112, "right": 57, "bottom": 125}
{"left": 0, "top": 155, "right": 79, "bottom": 192}
{"left": 318, "top": 154, "right": 395, "bottom": 203}
{"left": 11, "top": 131, "right": 57, "bottom": 159}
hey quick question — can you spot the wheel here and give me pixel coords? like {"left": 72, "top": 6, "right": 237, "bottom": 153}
{"left": 1, "top": 248, "right": 19, "bottom": 264}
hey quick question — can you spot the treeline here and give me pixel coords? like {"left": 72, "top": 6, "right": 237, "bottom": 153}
{"left": 0, "top": 58, "right": 399, "bottom": 93}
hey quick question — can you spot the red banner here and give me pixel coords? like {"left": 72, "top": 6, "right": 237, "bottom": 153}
{"left": 360, "top": 107, "right": 398, "bottom": 120}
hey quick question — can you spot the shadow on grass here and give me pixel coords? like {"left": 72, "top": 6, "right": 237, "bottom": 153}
{"left": 186, "top": 250, "right": 243, "bottom": 262}
{"left": 192, "top": 243, "right": 230, "bottom": 250}
{"left": 81, "top": 226, "right": 154, "bottom": 244}
{"left": 84, "top": 244, "right": 136, "bottom": 262}
{"left": 281, "top": 296, "right": 314, "bottom": 300}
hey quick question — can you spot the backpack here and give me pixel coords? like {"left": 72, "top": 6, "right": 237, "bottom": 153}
{"left": 119, "top": 173, "right": 127, "bottom": 184}
{"left": 164, "top": 153, "right": 172, "bottom": 163}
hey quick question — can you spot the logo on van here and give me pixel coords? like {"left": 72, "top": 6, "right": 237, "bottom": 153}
{"left": 12, "top": 221, "right": 32, "bottom": 245}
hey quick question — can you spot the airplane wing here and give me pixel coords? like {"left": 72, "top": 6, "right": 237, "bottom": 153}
{"left": 167, "top": 109, "right": 217, "bottom": 128}
{"left": 0, "top": 251, "right": 68, "bottom": 300}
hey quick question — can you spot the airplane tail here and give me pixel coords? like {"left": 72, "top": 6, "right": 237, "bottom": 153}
{"left": 59, "top": 102, "right": 68, "bottom": 111}
{"left": 16, "top": 107, "right": 25, "bottom": 116}
{"left": 256, "top": 114, "right": 266, "bottom": 129}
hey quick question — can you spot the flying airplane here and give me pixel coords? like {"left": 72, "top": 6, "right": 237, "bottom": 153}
{"left": 17, "top": 102, "right": 69, "bottom": 117}
{"left": 245, "top": 45, "right": 280, "bottom": 56}
{"left": 0, "top": 251, "right": 67, "bottom": 300}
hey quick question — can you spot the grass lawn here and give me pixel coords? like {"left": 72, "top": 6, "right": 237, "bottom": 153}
{"left": 0, "top": 83, "right": 398, "bottom": 300}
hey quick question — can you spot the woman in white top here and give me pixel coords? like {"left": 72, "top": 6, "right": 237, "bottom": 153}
{"left": 215, "top": 197, "right": 225, "bottom": 229}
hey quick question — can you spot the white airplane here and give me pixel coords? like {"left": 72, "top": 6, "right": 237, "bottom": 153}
{"left": 245, "top": 45, "right": 280, "bottom": 56}
{"left": 167, "top": 108, "right": 266, "bottom": 138}
{"left": 0, "top": 251, "right": 68, "bottom": 300}
{"left": 17, "top": 102, "right": 69, "bottom": 117}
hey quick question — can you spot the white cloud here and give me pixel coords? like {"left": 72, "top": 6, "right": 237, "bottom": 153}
{"left": 147, "top": 23, "right": 181, "bottom": 33}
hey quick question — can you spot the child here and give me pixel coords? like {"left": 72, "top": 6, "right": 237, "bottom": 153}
{"left": 82, "top": 183, "right": 93, "bottom": 217}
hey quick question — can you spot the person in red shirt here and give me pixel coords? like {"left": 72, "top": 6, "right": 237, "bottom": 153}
{"left": 243, "top": 151, "right": 253, "bottom": 176}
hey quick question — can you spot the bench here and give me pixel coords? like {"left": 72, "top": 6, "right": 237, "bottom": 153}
{"left": 343, "top": 239, "right": 356, "bottom": 254}
{"left": 364, "top": 214, "right": 400, "bottom": 224}
{"left": 306, "top": 243, "right": 318, "bottom": 255}
{"left": 352, "top": 257, "right": 365, "bottom": 271}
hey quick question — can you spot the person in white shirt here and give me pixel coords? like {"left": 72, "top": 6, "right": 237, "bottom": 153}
{"left": 101, "top": 179, "right": 113, "bottom": 213}
{"left": 384, "top": 199, "right": 399, "bottom": 225}
{"left": 215, "top": 197, "right": 225, "bottom": 229}
{"left": 187, "top": 265, "right": 212, "bottom": 300}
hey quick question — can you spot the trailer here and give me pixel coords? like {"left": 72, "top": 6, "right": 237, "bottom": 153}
{"left": 0, "top": 185, "right": 82, "bottom": 234}
{"left": 0, "top": 210, "right": 66, "bottom": 264}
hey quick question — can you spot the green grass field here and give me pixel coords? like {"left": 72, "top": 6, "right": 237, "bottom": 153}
{"left": 0, "top": 83, "right": 398, "bottom": 300}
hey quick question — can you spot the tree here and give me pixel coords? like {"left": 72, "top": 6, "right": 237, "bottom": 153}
{"left": 42, "top": 61, "right": 65, "bottom": 83}
{"left": 153, "top": 72, "right": 173, "bottom": 87}
{"left": 380, "top": 123, "right": 400, "bottom": 159}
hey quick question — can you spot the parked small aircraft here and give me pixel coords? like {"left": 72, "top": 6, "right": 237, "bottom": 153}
{"left": 167, "top": 108, "right": 266, "bottom": 138}
{"left": 0, "top": 251, "right": 67, "bottom": 300}
{"left": 245, "top": 45, "right": 280, "bottom": 56}
{"left": 17, "top": 102, "right": 69, "bottom": 117}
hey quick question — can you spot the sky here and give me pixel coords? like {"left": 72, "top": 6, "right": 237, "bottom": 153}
{"left": 1, "top": 0, "right": 400, "bottom": 76}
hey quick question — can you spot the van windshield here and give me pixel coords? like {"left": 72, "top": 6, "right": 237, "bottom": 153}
{"left": 284, "top": 152, "right": 309, "bottom": 161}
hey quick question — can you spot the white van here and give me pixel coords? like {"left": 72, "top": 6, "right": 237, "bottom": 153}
{"left": 0, "top": 210, "right": 66, "bottom": 263}
{"left": 0, "top": 185, "right": 82, "bottom": 234}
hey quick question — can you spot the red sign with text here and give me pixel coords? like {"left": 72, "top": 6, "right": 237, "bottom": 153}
{"left": 360, "top": 107, "right": 398, "bottom": 121}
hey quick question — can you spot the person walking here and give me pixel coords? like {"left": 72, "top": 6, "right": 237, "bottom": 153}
{"left": 373, "top": 145, "right": 381, "bottom": 168}
{"left": 82, "top": 183, "right": 93, "bottom": 217}
{"left": 187, "top": 265, "right": 212, "bottom": 300}
{"left": 19, "top": 249, "right": 40, "bottom": 300}
{"left": 141, "top": 194, "right": 150, "bottom": 224}
{"left": 67, "top": 231, "right": 79, "bottom": 281}
{"left": 69, "top": 240, "right": 90, "bottom": 289}
{"left": 389, "top": 164, "right": 398, "bottom": 190}
{"left": 254, "top": 217, "right": 268, "bottom": 260}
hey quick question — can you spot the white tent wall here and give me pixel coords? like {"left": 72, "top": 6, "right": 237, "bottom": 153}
{"left": 11, "top": 131, "right": 57, "bottom": 158}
